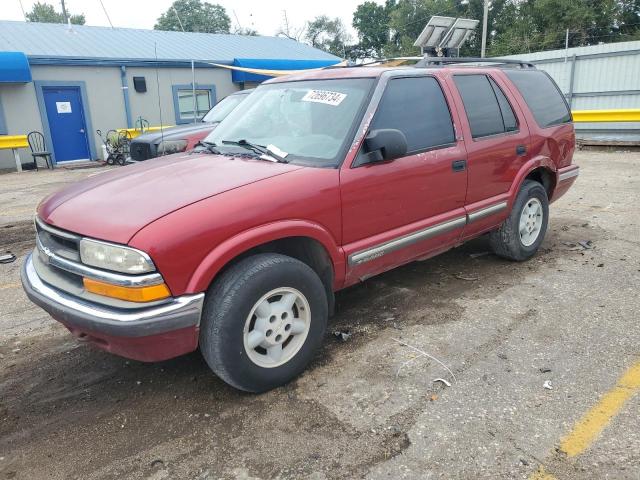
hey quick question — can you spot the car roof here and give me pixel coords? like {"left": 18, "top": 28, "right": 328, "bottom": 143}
{"left": 264, "top": 65, "right": 530, "bottom": 84}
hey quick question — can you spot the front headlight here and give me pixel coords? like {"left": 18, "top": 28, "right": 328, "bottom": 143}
{"left": 79, "top": 239, "right": 155, "bottom": 274}
{"left": 157, "top": 139, "right": 188, "bottom": 156}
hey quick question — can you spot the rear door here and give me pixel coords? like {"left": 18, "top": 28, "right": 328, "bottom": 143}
{"left": 340, "top": 74, "right": 468, "bottom": 284}
{"left": 450, "top": 73, "right": 531, "bottom": 239}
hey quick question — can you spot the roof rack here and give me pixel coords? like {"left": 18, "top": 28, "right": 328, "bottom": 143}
{"left": 415, "top": 56, "right": 536, "bottom": 69}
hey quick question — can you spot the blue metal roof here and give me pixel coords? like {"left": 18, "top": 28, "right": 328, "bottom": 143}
{"left": 232, "top": 58, "right": 340, "bottom": 82}
{"left": 0, "top": 51, "right": 31, "bottom": 82}
{"left": 0, "top": 21, "right": 340, "bottom": 65}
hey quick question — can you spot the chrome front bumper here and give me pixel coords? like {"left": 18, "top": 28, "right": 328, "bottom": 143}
{"left": 21, "top": 253, "right": 204, "bottom": 337}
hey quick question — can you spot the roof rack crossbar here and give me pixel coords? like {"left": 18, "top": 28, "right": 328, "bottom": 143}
{"left": 415, "top": 56, "right": 536, "bottom": 69}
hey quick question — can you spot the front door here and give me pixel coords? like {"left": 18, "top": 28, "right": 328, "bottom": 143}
{"left": 340, "top": 75, "right": 468, "bottom": 285}
{"left": 42, "top": 86, "right": 90, "bottom": 162}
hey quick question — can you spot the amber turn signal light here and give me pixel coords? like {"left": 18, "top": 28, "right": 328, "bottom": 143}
{"left": 83, "top": 278, "right": 171, "bottom": 302}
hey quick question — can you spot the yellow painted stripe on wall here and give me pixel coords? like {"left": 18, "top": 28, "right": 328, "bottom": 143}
{"left": 559, "top": 361, "right": 640, "bottom": 457}
{"left": 572, "top": 109, "right": 640, "bottom": 123}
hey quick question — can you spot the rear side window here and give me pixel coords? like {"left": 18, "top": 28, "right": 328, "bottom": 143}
{"left": 454, "top": 74, "right": 518, "bottom": 138}
{"left": 370, "top": 76, "right": 455, "bottom": 153}
{"left": 504, "top": 70, "right": 572, "bottom": 127}
{"left": 489, "top": 77, "right": 518, "bottom": 132}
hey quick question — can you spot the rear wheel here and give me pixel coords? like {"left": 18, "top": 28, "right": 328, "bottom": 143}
{"left": 199, "top": 253, "right": 328, "bottom": 392}
{"left": 490, "top": 180, "right": 549, "bottom": 261}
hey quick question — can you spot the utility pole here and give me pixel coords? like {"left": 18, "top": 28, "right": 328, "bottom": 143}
{"left": 480, "top": 0, "right": 489, "bottom": 58}
{"left": 60, "top": 0, "right": 69, "bottom": 24}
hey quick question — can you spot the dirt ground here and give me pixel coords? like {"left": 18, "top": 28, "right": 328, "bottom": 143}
{"left": 1, "top": 152, "right": 639, "bottom": 480}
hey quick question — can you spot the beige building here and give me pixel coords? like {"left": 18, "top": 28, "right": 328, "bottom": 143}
{"left": 0, "top": 21, "right": 339, "bottom": 169}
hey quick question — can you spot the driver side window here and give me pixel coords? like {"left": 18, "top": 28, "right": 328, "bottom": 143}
{"left": 369, "top": 76, "right": 456, "bottom": 154}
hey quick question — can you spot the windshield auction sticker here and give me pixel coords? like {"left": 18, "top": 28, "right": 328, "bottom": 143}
{"left": 302, "top": 90, "right": 347, "bottom": 106}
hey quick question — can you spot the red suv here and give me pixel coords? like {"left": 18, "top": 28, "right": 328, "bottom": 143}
{"left": 22, "top": 60, "right": 579, "bottom": 392}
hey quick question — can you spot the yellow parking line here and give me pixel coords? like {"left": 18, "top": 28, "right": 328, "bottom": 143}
{"left": 529, "top": 466, "right": 558, "bottom": 480}
{"left": 0, "top": 282, "right": 21, "bottom": 290}
{"left": 559, "top": 361, "right": 640, "bottom": 457}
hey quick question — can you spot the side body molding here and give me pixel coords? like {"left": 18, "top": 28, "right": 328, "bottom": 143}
{"left": 185, "top": 220, "right": 345, "bottom": 294}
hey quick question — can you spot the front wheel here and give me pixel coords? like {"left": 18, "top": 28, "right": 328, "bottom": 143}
{"left": 199, "top": 253, "right": 328, "bottom": 392}
{"left": 489, "top": 179, "right": 549, "bottom": 261}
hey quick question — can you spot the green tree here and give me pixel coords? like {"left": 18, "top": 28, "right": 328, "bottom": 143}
{"left": 384, "top": 0, "right": 458, "bottom": 56}
{"left": 305, "top": 16, "right": 352, "bottom": 57}
{"left": 234, "top": 27, "right": 259, "bottom": 36}
{"left": 26, "top": 2, "right": 85, "bottom": 24}
{"left": 155, "top": 0, "right": 231, "bottom": 33}
{"left": 487, "top": 0, "right": 638, "bottom": 55}
{"left": 352, "top": 1, "right": 393, "bottom": 57}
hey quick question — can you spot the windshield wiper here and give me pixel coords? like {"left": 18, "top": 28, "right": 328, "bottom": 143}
{"left": 194, "top": 140, "right": 223, "bottom": 154}
{"left": 221, "top": 139, "right": 289, "bottom": 163}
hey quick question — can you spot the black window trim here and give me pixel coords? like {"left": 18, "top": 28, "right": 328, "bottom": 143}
{"left": 488, "top": 76, "right": 520, "bottom": 134}
{"left": 537, "top": 70, "right": 573, "bottom": 129}
{"left": 453, "top": 73, "right": 522, "bottom": 142}
{"left": 354, "top": 74, "right": 458, "bottom": 167}
{"left": 505, "top": 69, "right": 573, "bottom": 129}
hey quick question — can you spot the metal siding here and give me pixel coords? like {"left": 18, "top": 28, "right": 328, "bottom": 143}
{"left": 0, "top": 21, "right": 339, "bottom": 63}
{"left": 498, "top": 41, "right": 640, "bottom": 141}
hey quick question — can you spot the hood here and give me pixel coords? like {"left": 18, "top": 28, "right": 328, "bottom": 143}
{"left": 130, "top": 123, "right": 217, "bottom": 144}
{"left": 39, "top": 153, "right": 303, "bottom": 244}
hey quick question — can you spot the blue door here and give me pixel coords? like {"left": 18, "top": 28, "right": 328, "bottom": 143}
{"left": 42, "top": 86, "right": 90, "bottom": 162}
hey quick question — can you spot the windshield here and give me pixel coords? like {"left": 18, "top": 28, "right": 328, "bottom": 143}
{"left": 203, "top": 79, "right": 374, "bottom": 167}
{"left": 202, "top": 93, "right": 249, "bottom": 123}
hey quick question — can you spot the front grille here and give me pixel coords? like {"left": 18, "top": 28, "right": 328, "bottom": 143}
{"left": 130, "top": 141, "right": 152, "bottom": 161}
{"left": 35, "top": 220, "right": 80, "bottom": 262}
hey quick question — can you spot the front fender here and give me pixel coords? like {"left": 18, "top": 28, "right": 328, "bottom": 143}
{"left": 185, "top": 220, "right": 346, "bottom": 294}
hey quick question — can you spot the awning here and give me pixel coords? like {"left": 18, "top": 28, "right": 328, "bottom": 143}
{"left": 230, "top": 58, "right": 341, "bottom": 83}
{"left": 0, "top": 52, "right": 32, "bottom": 83}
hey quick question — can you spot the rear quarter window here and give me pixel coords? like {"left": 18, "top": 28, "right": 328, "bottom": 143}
{"left": 504, "top": 70, "right": 572, "bottom": 128}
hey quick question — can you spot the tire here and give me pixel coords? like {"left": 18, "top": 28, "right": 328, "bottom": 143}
{"left": 199, "top": 253, "right": 328, "bottom": 393}
{"left": 489, "top": 179, "right": 549, "bottom": 261}
{"left": 106, "top": 155, "right": 115, "bottom": 165}
{"left": 116, "top": 154, "right": 126, "bottom": 166}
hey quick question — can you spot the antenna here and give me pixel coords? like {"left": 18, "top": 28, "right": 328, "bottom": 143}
{"left": 191, "top": 60, "right": 197, "bottom": 124}
{"left": 172, "top": 6, "right": 185, "bottom": 32}
{"left": 154, "top": 43, "right": 165, "bottom": 149}
{"left": 233, "top": 9, "right": 243, "bottom": 32}
{"left": 17, "top": 0, "right": 27, "bottom": 21}
{"left": 60, "top": 0, "right": 68, "bottom": 24}
{"left": 98, "top": 0, "right": 115, "bottom": 29}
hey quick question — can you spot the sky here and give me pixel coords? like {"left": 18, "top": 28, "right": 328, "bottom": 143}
{"left": 3, "top": 0, "right": 378, "bottom": 39}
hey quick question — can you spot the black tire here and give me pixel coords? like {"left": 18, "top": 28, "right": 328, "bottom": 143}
{"left": 489, "top": 180, "right": 549, "bottom": 261}
{"left": 116, "top": 154, "right": 126, "bottom": 166}
{"left": 199, "top": 253, "right": 328, "bottom": 393}
{"left": 106, "top": 154, "right": 115, "bottom": 165}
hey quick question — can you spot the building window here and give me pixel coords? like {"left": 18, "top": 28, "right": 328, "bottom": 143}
{"left": 171, "top": 84, "right": 216, "bottom": 124}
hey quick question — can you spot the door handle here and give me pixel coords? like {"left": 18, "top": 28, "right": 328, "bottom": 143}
{"left": 516, "top": 145, "right": 527, "bottom": 156}
{"left": 452, "top": 159, "right": 467, "bottom": 172}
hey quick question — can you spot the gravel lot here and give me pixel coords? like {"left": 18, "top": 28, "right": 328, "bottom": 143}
{"left": 1, "top": 151, "right": 639, "bottom": 480}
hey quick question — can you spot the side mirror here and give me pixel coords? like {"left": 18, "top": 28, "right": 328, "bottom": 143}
{"left": 362, "top": 128, "right": 407, "bottom": 163}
